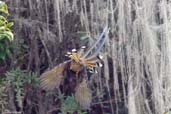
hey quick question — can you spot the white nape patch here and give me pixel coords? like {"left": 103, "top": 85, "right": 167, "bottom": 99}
{"left": 81, "top": 46, "right": 86, "bottom": 49}
{"left": 98, "top": 55, "right": 103, "bottom": 60}
{"left": 72, "top": 49, "right": 77, "bottom": 52}
{"left": 89, "top": 70, "right": 94, "bottom": 73}
{"left": 67, "top": 52, "right": 71, "bottom": 55}
{"left": 97, "top": 62, "right": 103, "bottom": 67}
{"left": 89, "top": 68, "right": 94, "bottom": 73}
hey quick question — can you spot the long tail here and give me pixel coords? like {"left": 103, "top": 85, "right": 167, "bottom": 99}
{"left": 82, "top": 26, "right": 109, "bottom": 59}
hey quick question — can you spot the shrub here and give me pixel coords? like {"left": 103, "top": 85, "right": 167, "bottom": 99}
{"left": 0, "top": 1, "right": 14, "bottom": 62}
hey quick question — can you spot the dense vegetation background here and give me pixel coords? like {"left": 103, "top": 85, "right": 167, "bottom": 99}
{"left": 0, "top": 0, "right": 171, "bottom": 114}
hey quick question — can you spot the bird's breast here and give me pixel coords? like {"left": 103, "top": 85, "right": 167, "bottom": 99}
{"left": 69, "top": 61, "right": 83, "bottom": 73}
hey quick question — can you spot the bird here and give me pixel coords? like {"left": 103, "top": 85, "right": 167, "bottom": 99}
{"left": 40, "top": 27, "right": 109, "bottom": 91}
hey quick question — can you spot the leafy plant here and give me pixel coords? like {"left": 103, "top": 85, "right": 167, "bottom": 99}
{"left": 0, "top": 1, "right": 14, "bottom": 62}
{"left": 25, "top": 71, "right": 39, "bottom": 87}
{"left": 5, "top": 68, "right": 39, "bottom": 108}
{"left": 58, "top": 95, "right": 87, "bottom": 114}
{"left": 0, "top": 78, "right": 8, "bottom": 113}
{"left": 0, "top": 1, "right": 9, "bottom": 14}
{"left": 5, "top": 68, "right": 25, "bottom": 108}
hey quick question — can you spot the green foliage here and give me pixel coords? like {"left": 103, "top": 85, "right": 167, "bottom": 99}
{"left": 0, "top": 78, "right": 8, "bottom": 113}
{"left": 5, "top": 68, "right": 39, "bottom": 107}
{"left": 0, "top": 1, "right": 9, "bottom": 14}
{"left": 25, "top": 71, "right": 39, "bottom": 87}
{"left": 0, "top": 1, "right": 14, "bottom": 62}
{"left": 59, "top": 95, "right": 87, "bottom": 114}
{"left": 5, "top": 68, "right": 25, "bottom": 106}
{"left": 0, "top": 69, "right": 39, "bottom": 112}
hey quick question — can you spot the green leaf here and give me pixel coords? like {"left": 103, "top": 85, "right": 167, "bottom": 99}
{"left": 6, "top": 22, "right": 14, "bottom": 28}
{"left": 5, "top": 48, "right": 11, "bottom": 57}
{"left": 0, "top": 31, "right": 14, "bottom": 41}
{"left": 0, "top": 1, "right": 8, "bottom": 14}
{"left": 0, "top": 15, "right": 7, "bottom": 25}
{"left": 0, "top": 52, "right": 6, "bottom": 61}
{"left": 0, "top": 26, "right": 6, "bottom": 31}
{"left": 0, "top": 42, "right": 4, "bottom": 50}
